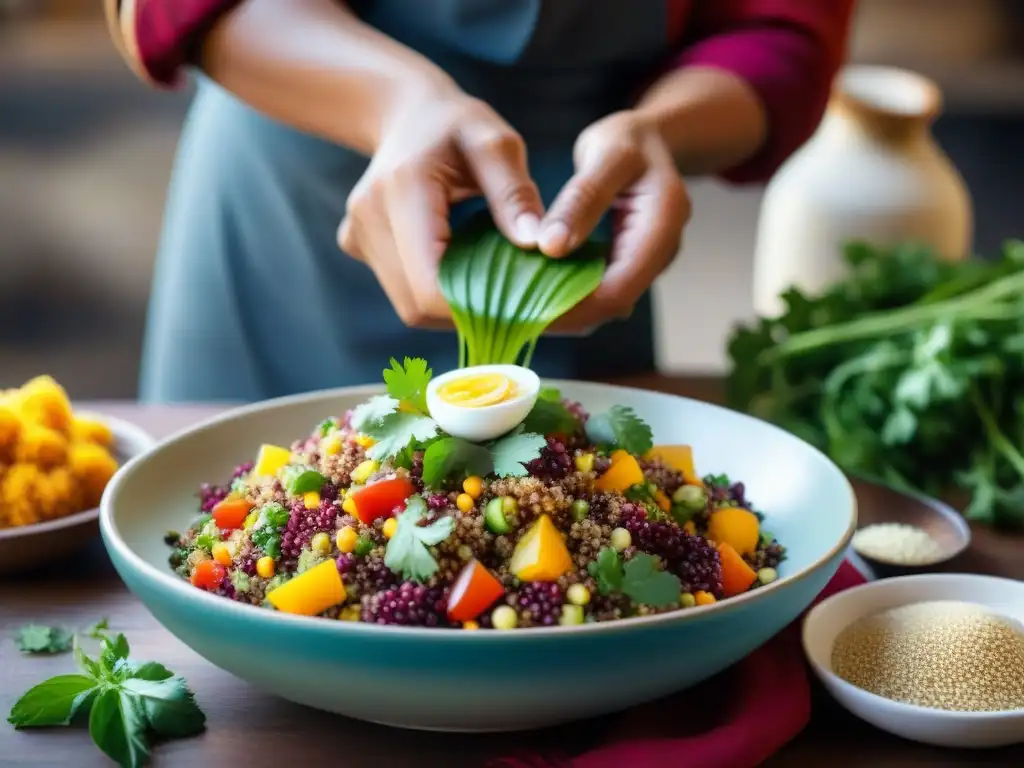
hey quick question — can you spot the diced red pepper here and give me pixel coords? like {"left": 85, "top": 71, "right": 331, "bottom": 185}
{"left": 349, "top": 477, "right": 415, "bottom": 524}
{"left": 212, "top": 497, "right": 252, "bottom": 530}
{"left": 190, "top": 559, "right": 226, "bottom": 590}
{"left": 447, "top": 559, "right": 505, "bottom": 622}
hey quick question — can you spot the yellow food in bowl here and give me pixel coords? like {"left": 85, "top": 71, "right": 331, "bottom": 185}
{"left": 0, "top": 376, "right": 119, "bottom": 529}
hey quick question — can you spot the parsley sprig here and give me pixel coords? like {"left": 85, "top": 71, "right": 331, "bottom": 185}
{"left": 585, "top": 405, "right": 654, "bottom": 456}
{"left": 383, "top": 496, "right": 454, "bottom": 582}
{"left": 587, "top": 548, "right": 681, "bottom": 608}
{"left": 8, "top": 627, "right": 205, "bottom": 768}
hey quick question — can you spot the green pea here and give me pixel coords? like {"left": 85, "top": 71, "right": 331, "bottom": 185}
{"left": 354, "top": 535, "right": 374, "bottom": 557}
{"left": 679, "top": 592, "right": 697, "bottom": 608}
{"left": 758, "top": 567, "right": 778, "bottom": 585}
{"left": 559, "top": 605, "right": 585, "bottom": 626}
{"left": 571, "top": 499, "right": 590, "bottom": 521}
{"left": 672, "top": 484, "right": 706, "bottom": 512}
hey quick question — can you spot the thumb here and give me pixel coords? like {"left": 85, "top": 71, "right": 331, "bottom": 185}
{"left": 459, "top": 126, "right": 544, "bottom": 248}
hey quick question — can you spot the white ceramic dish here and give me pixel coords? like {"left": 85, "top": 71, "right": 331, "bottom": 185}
{"left": 803, "top": 573, "right": 1024, "bottom": 748}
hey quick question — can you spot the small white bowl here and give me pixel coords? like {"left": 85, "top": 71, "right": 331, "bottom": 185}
{"left": 803, "top": 573, "right": 1024, "bottom": 749}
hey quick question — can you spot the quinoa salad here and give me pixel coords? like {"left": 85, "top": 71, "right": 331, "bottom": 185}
{"left": 165, "top": 359, "right": 785, "bottom": 629}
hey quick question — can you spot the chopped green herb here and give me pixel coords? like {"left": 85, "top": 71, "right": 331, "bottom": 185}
{"left": 489, "top": 430, "right": 546, "bottom": 477}
{"left": 382, "top": 357, "right": 433, "bottom": 414}
{"left": 354, "top": 535, "right": 374, "bottom": 557}
{"left": 162, "top": 531, "right": 180, "bottom": 547}
{"left": 317, "top": 417, "right": 338, "bottom": 437}
{"left": 8, "top": 632, "right": 205, "bottom": 768}
{"left": 14, "top": 625, "right": 74, "bottom": 655}
{"left": 588, "top": 548, "right": 681, "bottom": 608}
{"left": 384, "top": 496, "right": 454, "bottom": 582}
{"left": 586, "top": 406, "right": 653, "bottom": 457}
{"left": 364, "top": 412, "right": 439, "bottom": 462}
{"left": 522, "top": 392, "right": 578, "bottom": 437}
{"left": 282, "top": 467, "right": 326, "bottom": 495}
{"left": 421, "top": 437, "right": 492, "bottom": 488}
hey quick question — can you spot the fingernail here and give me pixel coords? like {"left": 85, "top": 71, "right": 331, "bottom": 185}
{"left": 539, "top": 221, "right": 570, "bottom": 255}
{"left": 515, "top": 213, "right": 540, "bottom": 246}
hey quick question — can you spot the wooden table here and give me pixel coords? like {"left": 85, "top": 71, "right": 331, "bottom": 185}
{"left": 3, "top": 377, "right": 1023, "bottom": 767}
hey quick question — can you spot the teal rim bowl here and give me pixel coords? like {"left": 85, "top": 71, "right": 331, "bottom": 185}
{"left": 101, "top": 380, "right": 857, "bottom": 731}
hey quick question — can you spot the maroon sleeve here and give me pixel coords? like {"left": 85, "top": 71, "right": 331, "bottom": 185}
{"left": 111, "top": 0, "right": 244, "bottom": 87}
{"left": 673, "top": 0, "right": 857, "bottom": 184}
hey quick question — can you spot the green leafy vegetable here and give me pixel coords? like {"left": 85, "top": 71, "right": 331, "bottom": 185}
{"left": 727, "top": 239, "right": 1024, "bottom": 528}
{"left": 587, "top": 548, "right": 681, "bottom": 608}
{"left": 439, "top": 213, "right": 607, "bottom": 367}
{"left": 281, "top": 467, "right": 326, "bottom": 495}
{"left": 490, "top": 430, "right": 547, "bottom": 477}
{"left": 364, "top": 412, "right": 439, "bottom": 461}
{"left": 384, "top": 496, "right": 455, "bottom": 582}
{"left": 522, "top": 388, "right": 579, "bottom": 436}
{"left": 382, "top": 357, "right": 433, "bottom": 413}
{"left": 251, "top": 502, "right": 290, "bottom": 559}
{"left": 8, "top": 630, "right": 205, "bottom": 768}
{"left": 421, "top": 437, "right": 493, "bottom": 488}
{"left": 350, "top": 362, "right": 440, "bottom": 462}
{"left": 14, "top": 625, "right": 74, "bottom": 655}
{"left": 586, "top": 406, "right": 654, "bottom": 456}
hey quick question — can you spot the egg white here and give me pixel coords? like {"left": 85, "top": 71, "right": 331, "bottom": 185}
{"left": 426, "top": 365, "right": 541, "bottom": 442}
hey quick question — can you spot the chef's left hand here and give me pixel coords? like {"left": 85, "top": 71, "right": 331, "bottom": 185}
{"left": 540, "top": 110, "right": 690, "bottom": 329}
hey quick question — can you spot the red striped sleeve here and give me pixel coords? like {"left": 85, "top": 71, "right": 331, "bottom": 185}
{"left": 671, "top": 0, "right": 856, "bottom": 184}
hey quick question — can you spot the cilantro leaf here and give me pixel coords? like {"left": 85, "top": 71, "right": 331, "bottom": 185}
{"left": 14, "top": 625, "right": 73, "bottom": 655}
{"left": 350, "top": 395, "right": 400, "bottom": 432}
{"left": 522, "top": 396, "right": 578, "bottom": 436}
{"left": 587, "top": 547, "right": 624, "bottom": 596}
{"left": 364, "top": 411, "right": 439, "bottom": 461}
{"left": 421, "top": 437, "right": 492, "bottom": 488}
{"left": 89, "top": 688, "right": 151, "bottom": 768}
{"left": 120, "top": 677, "right": 206, "bottom": 738}
{"left": 621, "top": 554, "right": 682, "bottom": 607}
{"left": 85, "top": 618, "right": 110, "bottom": 640}
{"left": 586, "top": 406, "right": 653, "bottom": 456}
{"left": 490, "top": 430, "right": 546, "bottom": 477}
{"left": 384, "top": 496, "right": 454, "bottom": 582}
{"left": 7, "top": 675, "right": 97, "bottom": 728}
{"left": 383, "top": 357, "right": 432, "bottom": 414}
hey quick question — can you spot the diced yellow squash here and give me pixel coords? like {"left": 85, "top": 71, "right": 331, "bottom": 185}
{"left": 594, "top": 452, "right": 645, "bottom": 494}
{"left": 645, "top": 445, "right": 702, "bottom": 487}
{"left": 266, "top": 560, "right": 346, "bottom": 616}
{"left": 707, "top": 507, "right": 760, "bottom": 557}
{"left": 254, "top": 444, "right": 291, "bottom": 477}
{"left": 509, "top": 514, "right": 573, "bottom": 582}
{"left": 303, "top": 491, "right": 321, "bottom": 510}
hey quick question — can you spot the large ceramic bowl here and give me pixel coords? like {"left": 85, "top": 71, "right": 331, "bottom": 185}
{"left": 101, "top": 381, "right": 856, "bottom": 732}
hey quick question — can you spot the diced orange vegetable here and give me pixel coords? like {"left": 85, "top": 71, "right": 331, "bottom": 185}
{"left": 718, "top": 542, "right": 758, "bottom": 597}
{"left": 694, "top": 590, "right": 716, "bottom": 606}
{"left": 707, "top": 507, "right": 760, "bottom": 556}
{"left": 212, "top": 497, "right": 252, "bottom": 530}
{"left": 594, "top": 452, "right": 645, "bottom": 494}
{"left": 191, "top": 559, "right": 226, "bottom": 590}
{"left": 447, "top": 560, "right": 505, "bottom": 622}
{"left": 645, "top": 445, "right": 702, "bottom": 486}
{"left": 266, "top": 560, "right": 347, "bottom": 616}
{"left": 654, "top": 490, "right": 671, "bottom": 513}
{"left": 212, "top": 541, "right": 234, "bottom": 566}
{"left": 509, "top": 514, "right": 573, "bottom": 582}
{"left": 349, "top": 476, "right": 415, "bottom": 524}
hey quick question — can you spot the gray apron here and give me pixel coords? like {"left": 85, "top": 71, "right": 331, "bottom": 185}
{"left": 140, "top": 0, "right": 674, "bottom": 402}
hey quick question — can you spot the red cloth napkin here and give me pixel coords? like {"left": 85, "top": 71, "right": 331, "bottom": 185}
{"left": 490, "top": 560, "right": 866, "bottom": 768}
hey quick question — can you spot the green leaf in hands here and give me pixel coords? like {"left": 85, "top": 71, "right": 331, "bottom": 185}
{"left": 585, "top": 406, "right": 653, "bottom": 456}
{"left": 490, "top": 430, "right": 546, "bottom": 477}
{"left": 7, "top": 675, "right": 97, "bottom": 728}
{"left": 89, "top": 689, "right": 151, "bottom": 768}
{"left": 382, "top": 357, "right": 432, "bottom": 413}
{"left": 421, "top": 437, "right": 492, "bottom": 488}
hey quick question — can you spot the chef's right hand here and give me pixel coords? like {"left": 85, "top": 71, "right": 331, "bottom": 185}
{"left": 338, "top": 88, "right": 544, "bottom": 328}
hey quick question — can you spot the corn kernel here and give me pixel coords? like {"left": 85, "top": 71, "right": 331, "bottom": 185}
{"left": 212, "top": 542, "right": 233, "bottom": 566}
{"left": 694, "top": 590, "right": 716, "bottom": 606}
{"left": 574, "top": 453, "right": 595, "bottom": 473}
{"left": 456, "top": 493, "right": 475, "bottom": 514}
{"left": 243, "top": 511, "right": 260, "bottom": 531}
{"left": 353, "top": 434, "right": 376, "bottom": 449}
{"left": 462, "top": 621, "right": 480, "bottom": 631}
{"left": 322, "top": 436, "right": 343, "bottom": 456}
{"left": 336, "top": 526, "right": 358, "bottom": 553}
{"left": 311, "top": 531, "right": 332, "bottom": 556}
{"left": 342, "top": 496, "right": 357, "bottom": 516}
{"left": 683, "top": 520, "right": 696, "bottom": 535}
{"left": 256, "top": 556, "right": 275, "bottom": 579}
{"left": 567, "top": 584, "right": 591, "bottom": 606}
{"left": 351, "top": 459, "right": 379, "bottom": 485}
{"left": 462, "top": 475, "right": 484, "bottom": 499}
{"left": 382, "top": 517, "right": 398, "bottom": 539}
{"left": 339, "top": 604, "right": 362, "bottom": 621}
{"left": 303, "top": 491, "right": 321, "bottom": 510}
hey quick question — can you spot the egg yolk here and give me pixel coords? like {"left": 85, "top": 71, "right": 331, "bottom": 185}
{"left": 437, "top": 373, "right": 520, "bottom": 408}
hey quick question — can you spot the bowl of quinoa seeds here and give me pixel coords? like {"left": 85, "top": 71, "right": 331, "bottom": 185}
{"left": 164, "top": 358, "right": 788, "bottom": 630}
{"left": 831, "top": 600, "right": 1024, "bottom": 712}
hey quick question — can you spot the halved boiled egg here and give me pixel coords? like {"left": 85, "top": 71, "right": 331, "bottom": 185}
{"left": 426, "top": 365, "right": 540, "bottom": 442}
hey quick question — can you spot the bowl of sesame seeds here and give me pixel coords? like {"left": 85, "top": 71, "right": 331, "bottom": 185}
{"left": 803, "top": 573, "right": 1024, "bottom": 748}
{"left": 101, "top": 360, "right": 856, "bottom": 731}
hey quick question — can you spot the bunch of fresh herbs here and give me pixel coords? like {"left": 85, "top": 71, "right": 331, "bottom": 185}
{"left": 726, "top": 239, "right": 1024, "bottom": 528}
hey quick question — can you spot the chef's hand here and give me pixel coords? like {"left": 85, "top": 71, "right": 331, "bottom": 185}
{"left": 540, "top": 110, "right": 690, "bottom": 330}
{"left": 338, "top": 89, "right": 544, "bottom": 328}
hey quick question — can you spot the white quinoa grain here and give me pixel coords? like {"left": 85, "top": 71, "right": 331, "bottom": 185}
{"left": 851, "top": 522, "right": 944, "bottom": 565}
{"left": 831, "top": 600, "right": 1024, "bottom": 712}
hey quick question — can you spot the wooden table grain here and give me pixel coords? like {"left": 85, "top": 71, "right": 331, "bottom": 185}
{"left": 3, "top": 377, "right": 1023, "bottom": 767}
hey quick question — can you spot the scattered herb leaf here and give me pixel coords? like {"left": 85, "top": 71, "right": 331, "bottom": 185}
{"left": 523, "top": 395, "right": 578, "bottom": 437}
{"left": 587, "top": 548, "right": 681, "bottom": 608}
{"left": 364, "top": 412, "right": 439, "bottom": 461}
{"left": 586, "top": 406, "right": 653, "bottom": 457}
{"left": 382, "top": 357, "right": 433, "bottom": 414}
{"left": 384, "top": 496, "right": 454, "bottom": 582}
{"left": 14, "top": 625, "right": 74, "bottom": 655}
{"left": 490, "top": 430, "right": 547, "bottom": 477}
{"left": 421, "top": 437, "right": 493, "bottom": 488}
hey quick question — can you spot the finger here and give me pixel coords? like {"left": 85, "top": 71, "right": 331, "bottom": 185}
{"left": 384, "top": 170, "right": 453, "bottom": 324}
{"left": 539, "top": 144, "right": 645, "bottom": 258}
{"left": 337, "top": 216, "right": 363, "bottom": 262}
{"left": 557, "top": 173, "right": 689, "bottom": 329}
{"left": 458, "top": 126, "right": 544, "bottom": 248}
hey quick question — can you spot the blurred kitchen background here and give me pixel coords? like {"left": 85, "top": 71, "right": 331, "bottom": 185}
{"left": 1, "top": 0, "right": 1023, "bottom": 398}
